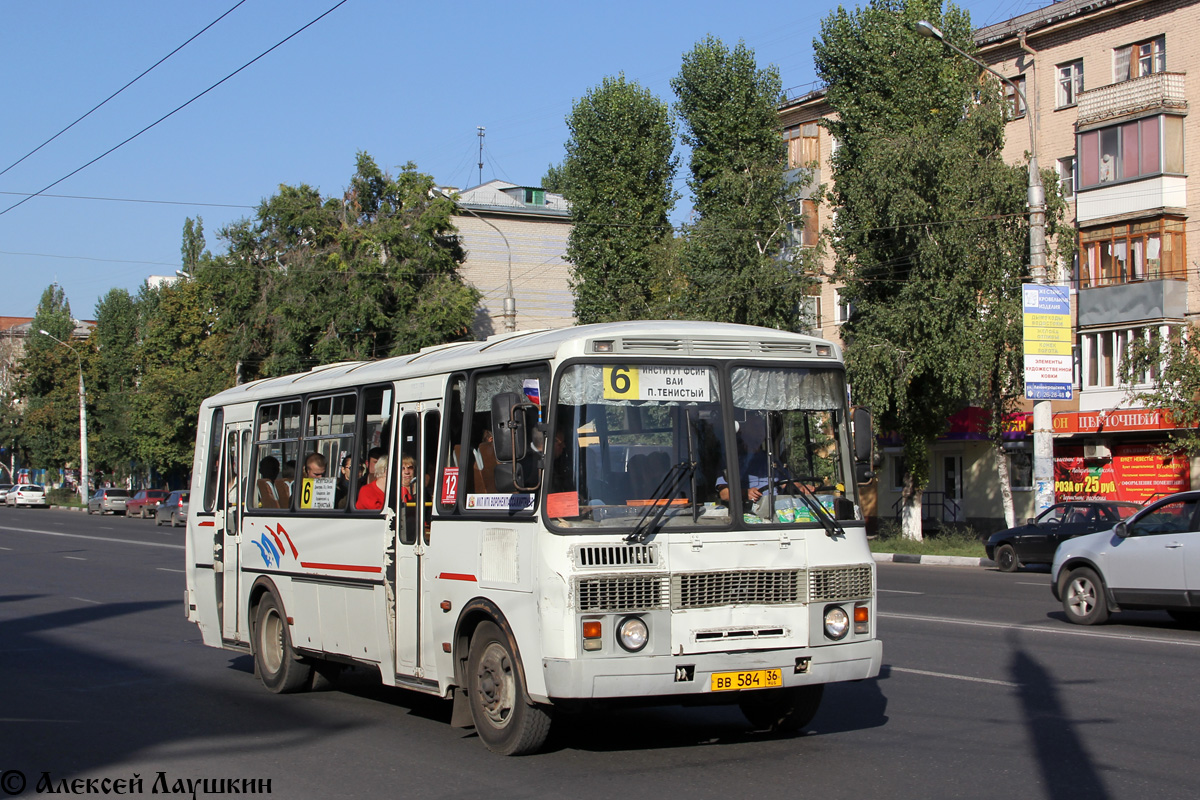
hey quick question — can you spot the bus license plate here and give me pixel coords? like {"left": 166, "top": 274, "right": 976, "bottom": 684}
{"left": 710, "top": 668, "right": 783, "bottom": 692}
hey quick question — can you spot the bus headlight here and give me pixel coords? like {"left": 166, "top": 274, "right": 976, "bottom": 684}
{"left": 823, "top": 606, "right": 850, "bottom": 640}
{"left": 617, "top": 616, "right": 649, "bottom": 652}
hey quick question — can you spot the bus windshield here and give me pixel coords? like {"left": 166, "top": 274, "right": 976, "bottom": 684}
{"left": 546, "top": 363, "right": 859, "bottom": 531}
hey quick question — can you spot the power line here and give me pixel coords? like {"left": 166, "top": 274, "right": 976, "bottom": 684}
{"left": 0, "top": 0, "right": 248, "bottom": 180}
{"left": 0, "top": 190, "right": 255, "bottom": 210}
{"left": 0, "top": 0, "right": 350, "bottom": 219}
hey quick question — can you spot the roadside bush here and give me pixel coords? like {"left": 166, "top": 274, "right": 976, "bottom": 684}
{"left": 46, "top": 487, "right": 82, "bottom": 506}
{"left": 870, "top": 519, "right": 987, "bottom": 558}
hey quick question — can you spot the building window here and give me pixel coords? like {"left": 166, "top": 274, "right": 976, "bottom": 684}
{"left": 1057, "top": 157, "right": 1075, "bottom": 199}
{"left": 834, "top": 289, "right": 854, "bottom": 325}
{"left": 1077, "top": 218, "right": 1185, "bottom": 288}
{"left": 1008, "top": 451, "right": 1032, "bottom": 491}
{"left": 891, "top": 456, "right": 908, "bottom": 492}
{"left": 799, "top": 294, "right": 821, "bottom": 334}
{"left": 1003, "top": 75, "right": 1027, "bottom": 119}
{"left": 1079, "top": 325, "right": 1176, "bottom": 389}
{"left": 784, "top": 122, "right": 820, "bottom": 170}
{"left": 523, "top": 188, "right": 545, "bottom": 206}
{"left": 1077, "top": 115, "right": 1183, "bottom": 189}
{"left": 1114, "top": 35, "right": 1165, "bottom": 82}
{"left": 1057, "top": 60, "right": 1084, "bottom": 108}
{"left": 800, "top": 199, "right": 819, "bottom": 247}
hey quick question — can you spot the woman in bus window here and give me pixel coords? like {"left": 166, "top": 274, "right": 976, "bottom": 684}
{"left": 356, "top": 455, "right": 388, "bottom": 510}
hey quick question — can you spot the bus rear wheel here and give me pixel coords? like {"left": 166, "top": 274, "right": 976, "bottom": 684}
{"left": 466, "top": 621, "right": 551, "bottom": 755}
{"left": 253, "top": 591, "right": 312, "bottom": 693}
{"left": 739, "top": 684, "right": 824, "bottom": 734}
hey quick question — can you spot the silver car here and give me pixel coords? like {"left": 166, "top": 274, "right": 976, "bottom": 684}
{"left": 6, "top": 484, "right": 47, "bottom": 508}
{"left": 88, "top": 487, "right": 129, "bottom": 515}
{"left": 1053, "top": 490, "right": 1200, "bottom": 625}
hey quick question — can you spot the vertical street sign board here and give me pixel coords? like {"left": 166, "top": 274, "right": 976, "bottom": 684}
{"left": 1023, "top": 284, "right": 1073, "bottom": 400}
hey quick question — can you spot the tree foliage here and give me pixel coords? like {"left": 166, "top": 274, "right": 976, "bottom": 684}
{"left": 671, "top": 36, "right": 816, "bottom": 328}
{"left": 18, "top": 285, "right": 87, "bottom": 474}
{"left": 1121, "top": 324, "right": 1200, "bottom": 455}
{"left": 813, "top": 0, "right": 1070, "bottom": 537}
{"left": 561, "top": 75, "right": 678, "bottom": 323}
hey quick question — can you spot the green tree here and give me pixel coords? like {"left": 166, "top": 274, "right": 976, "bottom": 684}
{"left": 181, "top": 216, "right": 207, "bottom": 274}
{"left": 560, "top": 74, "right": 678, "bottom": 323}
{"left": 813, "top": 0, "right": 1070, "bottom": 538}
{"left": 200, "top": 153, "right": 478, "bottom": 381}
{"left": 671, "top": 36, "right": 816, "bottom": 328}
{"left": 18, "top": 284, "right": 88, "bottom": 481}
{"left": 1121, "top": 324, "right": 1200, "bottom": 455}
{"left": 541, "top": 162, "right": 569, "bottom": 195}
{"left": 90, "top": 288, "right": 141, "bottom": 482}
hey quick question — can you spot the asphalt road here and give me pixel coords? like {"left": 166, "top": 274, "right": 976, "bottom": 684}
{"left": 2, "top": 507, "right": 1197, "bottom": 799}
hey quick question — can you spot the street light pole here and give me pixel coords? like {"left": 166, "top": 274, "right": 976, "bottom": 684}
{"left": 430, "top": 186, "right": 516, "bottom": 333}
{"left": 916, "top": 20, "right": 1055, "bottom": 514}
{"left": 39, "top": 329, "right": 89, "bottom": 504}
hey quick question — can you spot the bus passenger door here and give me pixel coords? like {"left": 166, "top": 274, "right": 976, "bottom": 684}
{"left": 218, "top": 424, "right": 250, "bottom": 644}
{"left": 394, "top": 402, "right": 440, "bottom": 677}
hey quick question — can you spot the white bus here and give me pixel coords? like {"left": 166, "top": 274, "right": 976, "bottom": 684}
{"left": 184, "top": 321, "right": 880, "bottom": 754}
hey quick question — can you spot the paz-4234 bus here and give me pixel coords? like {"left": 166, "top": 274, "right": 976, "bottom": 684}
{"left": 184, "top": 321, "right": 881, "bottom": 754}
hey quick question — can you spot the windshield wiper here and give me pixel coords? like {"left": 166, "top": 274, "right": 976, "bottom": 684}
{"left": 783, "top": 477, "right": 847, "bottom": 539}
{"left": 626, "top": 460, "right": 695, "bottom": 544}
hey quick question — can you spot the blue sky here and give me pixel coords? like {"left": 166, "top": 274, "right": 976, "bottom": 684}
{"left": 0, "top": 0, "right": 1047, "bottom": 320}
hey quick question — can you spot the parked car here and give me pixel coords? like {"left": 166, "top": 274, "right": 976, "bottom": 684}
{"left": 87, "top": 487, "right": 129, "bottom": 515}
{"left": 155, "top": 491, "right": 189, "bottom": 527}
{"left": 986, "top": 500, "right": 1141, "bottom": 572}
{"left": 7, "top": 484, "right": 48, "bottom": 508}
{"left": 0, "top": 484, "right": 11, "bottom": 504}
{"left": 126, "top": 489, "right": 170, "bottom": 519}
{"left": 1052, "top": 491, "right": 1200, "bottom": 625}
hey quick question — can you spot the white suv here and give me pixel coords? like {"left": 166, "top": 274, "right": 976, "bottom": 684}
{"left": 1052, "top": 491, "right": 1200, "bottom": 625}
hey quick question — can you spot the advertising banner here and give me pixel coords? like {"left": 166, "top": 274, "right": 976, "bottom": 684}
{"left": 1054, "top": 444, "right": 1189, "bottom": 504}
{"left": 1022, "top": 285, "right": 1073, "bottom": 400}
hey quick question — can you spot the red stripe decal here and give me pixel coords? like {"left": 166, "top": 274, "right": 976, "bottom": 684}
{"left": 265, "top": 524, "right": 285, "bottom": 556}
{"left": 300, "top": 562, "right": 382, "bottom": 573}
{"left": 437, "top": 572, "right": 478, "bottom": 582}
{"left": 199, "top": 521, "right": 215, "bottom": 527}
{"left": 277, "top": 523, "right": 299, "bottom": 558}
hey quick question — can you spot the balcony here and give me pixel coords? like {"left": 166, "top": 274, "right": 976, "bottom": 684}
{"left": 1077, "top": 278, "right": 1186, "bottom": 327}
{"left": 1076, "top": 174, "right": 1187, "bottom": 223}
{"left": 1076, "top": 72, "right": 1187, "bottom": 128}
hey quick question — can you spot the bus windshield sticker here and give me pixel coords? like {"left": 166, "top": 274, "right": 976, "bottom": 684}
{"left": 603, "top": 366, "right": 710, "bottom": 403}
{"left": 441, "top": 467, "right": 459, "bottom": 505}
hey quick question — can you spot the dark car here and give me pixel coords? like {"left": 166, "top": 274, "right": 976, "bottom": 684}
{"left": 155, "top": 491, "right": 189, "bottom": 527}
{"left": 126, "top": 489, "right": 169, "bottom": 519}
{"left": 986, "top": 500, "right": 1141, "bottom": 572}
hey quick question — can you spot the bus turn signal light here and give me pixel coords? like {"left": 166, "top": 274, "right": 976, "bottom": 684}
{"left": 854, "top": 604, "right": 869, "bottom": 634}
{"left": 582, "top": 620, "right": 603, "bottom": 651}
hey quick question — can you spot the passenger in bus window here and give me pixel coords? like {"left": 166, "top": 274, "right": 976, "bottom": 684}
{"left": 716, "top": 415, "right": 790, "bottom": 503}
{"left": 336, "top": 455, "right": 353, "bottom": 509}
{"left": 400, "top": 454, "right": 417, "bottom": 504}
{"left": 356, "top": 455, "right": 388, "bottom": 510}
{"left": 257, "top": 456, "right": 281, "bottom": 508}
{"left": 360, "top": 447, "right": 386, "bottom": 489}
{"left": 303, "top": 452, "right": 326, "bottom": 478}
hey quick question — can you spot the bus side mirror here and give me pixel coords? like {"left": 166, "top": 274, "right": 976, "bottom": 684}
{"left": 492, "top": 392, "right": 535, "bottom": 461}
{"left": 852, "top": 407, "right": 874, "bottom": 485}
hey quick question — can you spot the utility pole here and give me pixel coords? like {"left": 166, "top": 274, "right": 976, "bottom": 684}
{"left": 477, "top": 126, "right": 485, "bottom": 186}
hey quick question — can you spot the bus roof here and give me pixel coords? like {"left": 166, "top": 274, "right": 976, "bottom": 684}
{"left": 202, "top": 320, "right": 841, "bottom": 406}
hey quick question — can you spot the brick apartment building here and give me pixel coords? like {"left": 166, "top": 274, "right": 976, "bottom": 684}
{"left": 780, "top": 0, "right": 1199, "bottom": 531}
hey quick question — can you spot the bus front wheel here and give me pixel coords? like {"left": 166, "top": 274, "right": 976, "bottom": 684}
{"left": 739, "top": 684, "right": 824, "bottom": 734}
{"left": 253, "top": 591, "right": 312, "bottom": 693}
{"left": 466, "top": 621, "right": 551, "bottom": 755}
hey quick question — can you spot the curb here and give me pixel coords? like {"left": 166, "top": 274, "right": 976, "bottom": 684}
{"left": 873, "top": 552, "right": 996, "bottom": 568}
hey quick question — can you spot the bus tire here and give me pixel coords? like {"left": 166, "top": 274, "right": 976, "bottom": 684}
{"left": 253, "top": 591, "right": 312, "bottom": 693}
{"left": 739, "top": 684, "right": 824, "bottom": 734}
{"left": 466, "top": 621, "right": 551, "bottom": 755}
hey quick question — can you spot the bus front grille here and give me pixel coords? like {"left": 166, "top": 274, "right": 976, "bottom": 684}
{"left": 672, "top": 569, "right": 804, "bottom": 609}
{"left": 575, "top": 543, "right": 658, "bottom": 568}
{"left": 809, "top": 565, "right": 873, "bottom": 602}
{"left": 576, "top": 575, "right": 670, "bottom": 612}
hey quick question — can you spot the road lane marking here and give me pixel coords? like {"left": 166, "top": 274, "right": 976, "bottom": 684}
{"left": 156, "top": 568, "right": 185, "bottom": 573}
{"left": 0, "top": 525, "right": 183, "bottom": 550}
{"left": 888, "top": 666, "right": 1019, "bottom": 688}
{"left": 69, "top": 597, "right": 101, "bottom": 605}
{"left": 879, "top": 589, "right": 924, "bottom": 595}
{"left": 64, "top": 556, "right": 86, "bottom": 560}
{"left": 1017, "top": 582, "right": 1049, "bottom": 587}
{"left": 881, "top": 611, "right": 1200, "bottom": 648}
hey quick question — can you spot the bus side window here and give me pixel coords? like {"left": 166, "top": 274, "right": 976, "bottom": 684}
{"left": 422, "top": 411, "right": 439, "bottom": 544}
{"left": 399, "top": 412, "right": 419, "bottom": 544}
{"left": 353, "top": 386, "right": 393, "bottom": 512}
{"left": 251, "top": 401, "right": 300, "bottom": 512}
{"left": 203, "top": 408, "right": 224, "bottom": 512}
{"left": 437, "top": 376, "right": 466, "bottom": 513}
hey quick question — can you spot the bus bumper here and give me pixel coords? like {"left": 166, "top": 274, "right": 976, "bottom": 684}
{"left": 541, "top": 639, "right": 882, "bottom": 701}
